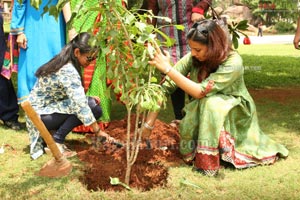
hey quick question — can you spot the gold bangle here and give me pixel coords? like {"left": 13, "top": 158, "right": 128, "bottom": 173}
{"left": 144, "top": 122, "right": 154, "bottom": 130}
{"left": 163, "top": 66, "right": 172, "bottom": 75}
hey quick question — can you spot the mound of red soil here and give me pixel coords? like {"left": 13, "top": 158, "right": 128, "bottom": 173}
{"left": 70, "top": 116, "right": 182, "bottom": 191}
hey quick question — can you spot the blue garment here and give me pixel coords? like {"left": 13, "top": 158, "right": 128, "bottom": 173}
{"left": 10, "top": 0, "right": 66, "bottom": 103}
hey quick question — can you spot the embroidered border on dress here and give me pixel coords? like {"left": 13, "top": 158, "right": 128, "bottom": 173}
{"left": 219, "top": 130, "right": 279, "bottom": 168}
{"left": 186, "top": 130, "right": 281, "bottom": 175}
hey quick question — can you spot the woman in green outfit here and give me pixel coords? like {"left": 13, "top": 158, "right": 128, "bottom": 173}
{"left": 143, "top": 19, "right": 289, "bottom": 176}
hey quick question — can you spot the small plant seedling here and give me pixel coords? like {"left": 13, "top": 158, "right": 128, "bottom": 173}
{"left": 110, "top": 177, "right": 132, "bottom": 191}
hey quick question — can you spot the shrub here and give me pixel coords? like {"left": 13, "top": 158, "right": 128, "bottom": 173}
{"left": 274, "top": 21, "right": 295, "bottom": 33}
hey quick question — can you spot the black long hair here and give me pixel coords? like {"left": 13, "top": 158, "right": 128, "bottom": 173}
{"left": 187, "top": 19, "right": 232, "bottom": 74}
{"left": 35, "top": 32, "right": 96, "bottom": 78}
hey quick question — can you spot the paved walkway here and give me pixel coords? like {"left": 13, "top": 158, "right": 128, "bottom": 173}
{"left": 239, "top": 34, "right": 294, "bottom": 45}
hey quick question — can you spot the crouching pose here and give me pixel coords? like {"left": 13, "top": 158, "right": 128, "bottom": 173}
{"left": 144, "top": 19, "right": 288, "bottom": 176}
{"left": 26, "top": 32, "right": 116, "bottom": 159}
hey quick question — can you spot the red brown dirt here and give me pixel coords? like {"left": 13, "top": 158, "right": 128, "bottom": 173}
{"left": 70, "top": 88, "right": 300, "bottom": 191}
{"left": 71, "top": 116, "right": 183, "bottom": 191}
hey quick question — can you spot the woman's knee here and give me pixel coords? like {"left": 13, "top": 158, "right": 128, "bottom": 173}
{"left": 201, "top": 96, "right": 228, "bottom": 112}
{"left": 92, "top": 106, "right": 102, "bottom": 119}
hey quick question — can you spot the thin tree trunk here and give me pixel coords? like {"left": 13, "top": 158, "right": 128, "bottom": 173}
{"left": 125, "top": 162, "right": 132, "bottom": 185}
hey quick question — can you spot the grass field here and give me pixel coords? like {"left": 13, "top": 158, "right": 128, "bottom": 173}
{"left": 0, "top": 44, "right": 299, "bottom": 200}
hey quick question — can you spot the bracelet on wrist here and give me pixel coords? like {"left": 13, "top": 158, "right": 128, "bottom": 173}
{"left": 163, "top": 66, "right": 172, "bottom": 75}
{"left": 144, "top": 122, "right": 154, "bottom": 130}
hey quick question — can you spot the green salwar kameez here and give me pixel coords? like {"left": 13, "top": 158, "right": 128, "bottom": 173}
{"left": 162, "top": 51, "right": 289, "bottom": 176}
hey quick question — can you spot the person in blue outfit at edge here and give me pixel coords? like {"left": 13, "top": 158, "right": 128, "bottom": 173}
{"left": 10, "top": 0, "right": 76, "bottom": 104}
{"left": 0, "top": 9, "right": 23, "bottom": 130}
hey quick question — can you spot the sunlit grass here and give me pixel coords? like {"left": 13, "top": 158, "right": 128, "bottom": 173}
{"left": 242, "top": 54, "right": 300, "bottom": 88}
{"left": 238, "top": 43, "right": 300, "bottom": 57}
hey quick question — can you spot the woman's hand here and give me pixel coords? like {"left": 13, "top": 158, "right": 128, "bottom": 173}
{"left": 294, "top": 32, "right": 300, "bottom": 49}
{"left": 148, "top": 42, "right": 172, "bottom": 74}
{"left": 141, "top": 111, "right": 159, "bottom": 140}
{"left": 16, "top": 33, "right": 27, "bottom": 49}
{"left": 94, "top": 129, "right": 123, "bottom": 148}
{"left": 92, "top": 96, "right": 101, "bottom": 105}
{"left": 191, "top": 13, "right": 205, "bottom": 22}
{"left": 294, "top": 17, "right": 300, "bottom": 49}
{"left": 141, "top": 126, "right": 152, "bottom": 140}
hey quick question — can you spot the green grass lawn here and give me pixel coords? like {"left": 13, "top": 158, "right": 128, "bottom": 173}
{"left": 238, "top": 43, "right": 300, "bottom": 57}
{"left": 239, "top": 44, "right": 300, "bottom": 88}
{"left": 1, "top": 44, "right": 300, "bottom": 199}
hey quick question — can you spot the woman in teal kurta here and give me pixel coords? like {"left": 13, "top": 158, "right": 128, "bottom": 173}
{"left": 144, "top": 19, "right": 288, "bottom": 176}
{"left": 10, "top": 0, "right": 69, "bottom": 103}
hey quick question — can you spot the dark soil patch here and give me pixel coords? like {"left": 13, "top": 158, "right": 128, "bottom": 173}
{"left": 70, "top": 88, "right": 300, "bottom": 191}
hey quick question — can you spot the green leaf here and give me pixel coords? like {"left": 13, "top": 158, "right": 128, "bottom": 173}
{"left": 147, "top": 44, "right": 155, "bottom": 59}
{"left": 89, "top": 37, "right": 98, "bottom": 47}
{"left": 114, "top": 87, "right": 121, "bottom": 94}
{"left": 135, "top": 21, "right": 147, "bottom": 32}
{"left": 101, "top": 46, "right": 111, "bottom": 55}
{"left": 232, "top": 31, "right": 240, "bottom": 40}
{"left": 173, "top": 24, "right": 185, "bottom": 31}
{"left": 56, "top": 0, "right": 68, "bottom": 11}
{"left": 127, "top": 0, "right": 144, "bottom": 9}
{"left": 124, "top": 12, "right": 136, "bottom": 24}
{"left": 150, "top": 76, "right": 158, "bottom": 83}
{"left": 236, "top": 20, "right": 249, "bottom": 30}
{"left": 110, "top": 177, "right": 120, "bottom": 185}
{"left": 109, "top": 177, "right": 132, "bottom": 191}
{"left": 48, "top": 6, "right": 59, "bottom": 20}
{"left": 41, "top": 5, "right": 49, "bottom": 17}
{"left": 155, "top": 29, "right": 176, "bottom": 47}
{"left": 108, "top": 30, "right": 119, "bottom": 38}
{"left": 180, "top": 178, "right": 202, "bottom": 189}
{"left": 136, "top": 34, "right": 149, "bottom": 44}
{"left": 30, "top": 0, "right": 42, "bottom": 10}
{"left": 140, "top": 101, "right": 152, "bottom": 110}
{"left": 232, "top": 36, "right": 239, "bottom": 49}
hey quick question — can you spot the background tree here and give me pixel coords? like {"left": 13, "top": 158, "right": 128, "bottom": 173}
{"left": 213, "top": 0, "right": 299, "bottom": 31}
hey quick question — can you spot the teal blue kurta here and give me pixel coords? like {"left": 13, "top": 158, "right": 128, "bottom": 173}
{"left": 162, "top": 51, "right": 288, "bottom": 172}
{"left": 10, "top": 0, "right": 66, "bottom": 103}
